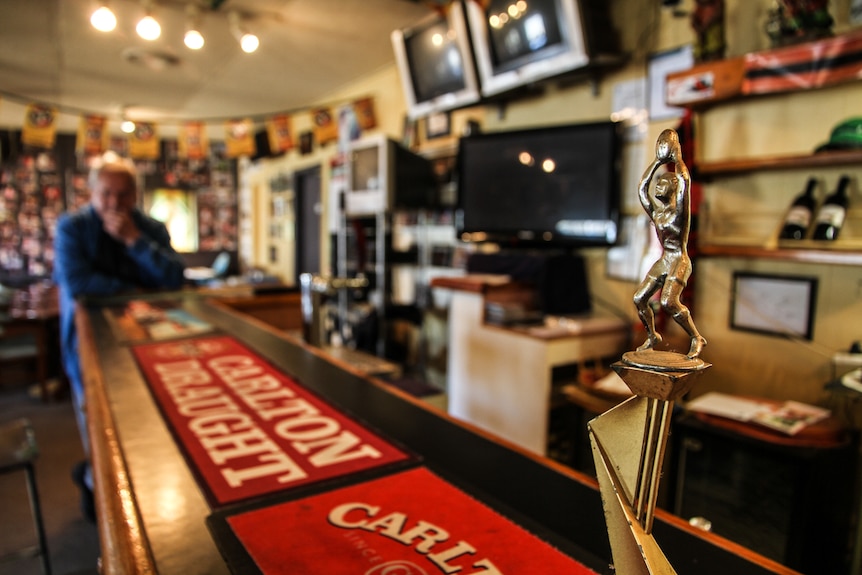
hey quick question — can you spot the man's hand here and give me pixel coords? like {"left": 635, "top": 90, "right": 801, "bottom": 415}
{"left": 102, "top": 210, "right": 141, "bottom": 247}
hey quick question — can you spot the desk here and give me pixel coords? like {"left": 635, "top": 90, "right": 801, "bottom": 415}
{"left": 77, "top": 291, "right": 799, "bottom": 575}
{"left": 432, "top": 275, "right": 629, "bottom": 455}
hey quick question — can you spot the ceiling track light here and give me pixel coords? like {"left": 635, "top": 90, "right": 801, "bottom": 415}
{"left": 136, "top": 0, "right": 161, "bottom": 41}
{"left": 228, "top": 10, "right": 259, "bottom": 54}
{"left": 90, "top": 2, "right": 117, "bottom": 32}
{"left": 91, "top": 1, "right": 260, "bottom": 54}
{"left": 184, "top": 3, "right": 205, "bottom": 49}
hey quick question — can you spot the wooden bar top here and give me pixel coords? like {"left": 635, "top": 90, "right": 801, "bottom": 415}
{"left": 78, "top": 291, "right": 802, "bottom": 575}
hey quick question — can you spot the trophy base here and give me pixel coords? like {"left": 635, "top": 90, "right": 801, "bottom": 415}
{"left": 621, "top": 350, "right": 709, "bottom": 372}
{"left": 612, "top": 351, "right": 712, "bottom": 401}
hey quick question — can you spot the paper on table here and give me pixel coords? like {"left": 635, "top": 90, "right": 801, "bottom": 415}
{"left": 841, "top": 368, "right": 862, "bottom": 393}
{"left": 685, "top": 392, "right": 766, "bottom": 422}
{"left": 593, "top": 370, "right": 632, "bottom": 397}
{"left": 686, "top": 392, "right": 832, "bottom": 435}
{"left": 751, "top": 400, "right": 830, "bottom": 435}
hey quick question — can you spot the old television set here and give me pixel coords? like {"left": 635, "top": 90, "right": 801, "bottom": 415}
{"left": 464, "top": 0, "right": 613, "bottom": 98}
{"left": 391, "top": 1, "right": 481, "bottom": 120}
{"left": 345, "top": 134, "right": 438, "bottom": 215}
{"left": 456, "top": 120, "right": 621, "bottom": 247}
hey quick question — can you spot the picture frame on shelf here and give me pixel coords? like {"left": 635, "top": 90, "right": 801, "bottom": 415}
{"left": 730, "top": 272, "right": 818, "bottom": 339}
{"left": 425, "top": 111, "right": 451, "bottom": 140}
{"left": 401, "top": 115, "right": 417, "bottom": 150}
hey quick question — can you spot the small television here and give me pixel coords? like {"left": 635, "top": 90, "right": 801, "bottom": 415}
{"left": 391, "top": 1, "right": 481, "bottom": 120}
{"left": 345, "top": 134, "right": 438, "bottom": 215}
{"left": 456, "top": 121, "right": 621, "bottom": 247}
{"left": 464, "top": 0, "right": 613, "bottom": 98}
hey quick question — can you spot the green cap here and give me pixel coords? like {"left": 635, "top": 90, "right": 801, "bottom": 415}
{"left": 816, "top": 117, "right": 862, "bottom": 152}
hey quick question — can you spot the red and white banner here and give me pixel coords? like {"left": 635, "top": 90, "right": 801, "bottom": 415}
{"left": 132, "top": 336, "right": 411, "bottom": 505}
{"left": 222, "top": 467, "right": 598, "bottom": 575}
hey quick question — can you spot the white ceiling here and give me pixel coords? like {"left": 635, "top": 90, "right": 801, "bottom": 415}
{"left": 0, "top": 0, "right": 432, "bottom": 123}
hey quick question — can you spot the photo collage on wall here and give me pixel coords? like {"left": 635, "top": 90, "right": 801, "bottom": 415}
{"left": 0, "top": 151, "right": 63, "bottom": 284}
{"left": 195, "top": 141, "right": 237, "bottom": 253}
{"left": 143, "top": 140, "right": 239, "bottom": 253}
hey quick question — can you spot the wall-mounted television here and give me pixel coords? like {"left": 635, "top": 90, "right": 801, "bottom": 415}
{"left": 391, "top": 1, "right": 480, "bottom": 120}
{"left": 465, "top": 0, "right": 609, "bottom": 98}
{"left": 456, "top": 121, "right": 621, "bottom": 247}
{"left": 345, "top": 134, "right": 438, "bottom": 216}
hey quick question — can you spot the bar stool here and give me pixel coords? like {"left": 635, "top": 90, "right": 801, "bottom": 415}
{"left": 0, "top": 418, "right": 51, "bottom": 575}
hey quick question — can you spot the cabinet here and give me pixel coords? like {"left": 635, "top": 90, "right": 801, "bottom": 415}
{"left": 667, "top": 33, "right": 862, "bottom": 265}
{"left": 671, "top": 411, "right": 856, "bottom": 574}
{"left": 390, "top": 209, "right": 462, "bottom": 307}
{"left": 331, "top": 208, "right": 461, "bottom": 361}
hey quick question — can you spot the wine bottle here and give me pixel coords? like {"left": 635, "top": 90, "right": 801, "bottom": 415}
{"left": 812, "top": 175, "right": 851, "bottom": 241}
{"left": 779, "top": 177, "right": 818, "bottom": 240}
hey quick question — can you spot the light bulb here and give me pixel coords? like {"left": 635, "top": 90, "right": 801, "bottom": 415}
{"left": 136, "top": 15, "right": 161, "bottom": 41}
{"left": 240, "top": 33, "right": 259, "bottom": 53}
{"left": 121, "top": 120, "right": 136, "bottom": 134}
{"left": 184, "top": 29, "right": 205, "bottom": 50}
{"left": 91, "top": 6, "right": 117, "bottom": 32}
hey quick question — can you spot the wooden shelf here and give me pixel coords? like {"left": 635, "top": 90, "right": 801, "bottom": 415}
{"left": 667, "top": 31, "right": 862, "bottom": 109}
{"left": 698, "top": 243, "right": 862, "bottom": 266}
{"left": 697, "top": 149, "right": 862, "bottom": 177}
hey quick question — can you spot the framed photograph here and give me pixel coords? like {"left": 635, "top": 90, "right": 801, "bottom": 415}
{"left": 425, "top": 111, "right": 451, "bottom": 140}
{"left": 730, "top": 272, "right": 818, "bottom": 340}
{"left": 402, "top": 115, "right": 417, "bottom": 149}
{"left": 299, "top": 131, "right": 314, "bottom": 155}
{"left": 647, "top": 44, "right": 694, "bottom": 121}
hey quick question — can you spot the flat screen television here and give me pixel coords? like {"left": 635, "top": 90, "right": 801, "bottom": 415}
{"left": 464, "top": 0, "right": 595, "bottom": 97}
{"left": 391, "top": 1, "right": 481, "bottom": 120}
{"left": 456, "top": 121, "right": 621, "bottom": 247}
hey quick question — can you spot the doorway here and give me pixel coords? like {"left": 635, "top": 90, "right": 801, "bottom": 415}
{"left": 294, "top": 165, "right": 322, "bottom": 283}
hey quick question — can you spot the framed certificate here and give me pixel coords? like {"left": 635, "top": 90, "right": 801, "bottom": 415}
{"left": 730, "top": 272, "right": 818, "bottom": 339}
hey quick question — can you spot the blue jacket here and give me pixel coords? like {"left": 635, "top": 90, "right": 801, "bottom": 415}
{"left": 53, "top": 205, "right": 186, "bottom": 397}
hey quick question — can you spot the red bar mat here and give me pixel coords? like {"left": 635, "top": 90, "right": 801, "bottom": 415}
{"left": 131, "top": 335, "right": 414, "bottom": 506}
{"left": 208, "top": 467, "right": 599, "bottom": 575}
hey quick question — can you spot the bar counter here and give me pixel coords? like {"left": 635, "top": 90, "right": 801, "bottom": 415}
{"left": 76, "top": 291, "right": 800, "bottom": 575}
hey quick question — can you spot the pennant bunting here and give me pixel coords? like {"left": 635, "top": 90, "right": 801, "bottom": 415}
{"left": 225, "top": 118, "right": 256, "bottom": 158}
{"left": 22, "top": 103, "right": 58, "bottom": 149}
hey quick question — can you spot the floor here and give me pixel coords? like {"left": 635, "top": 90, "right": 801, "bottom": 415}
{"left": 0, "top": 381, "right": 100, "bottom": 575}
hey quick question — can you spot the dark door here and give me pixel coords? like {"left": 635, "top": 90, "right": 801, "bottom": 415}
{"left": 294, "top": 165, "right": 322, "bottom": 283}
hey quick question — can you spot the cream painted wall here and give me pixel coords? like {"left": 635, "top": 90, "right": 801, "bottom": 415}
{"left": 243, "top": 66, "right": 408, "bottom": 282}
{"left": 244, "top": 0, "right": 861, "bottom": 405}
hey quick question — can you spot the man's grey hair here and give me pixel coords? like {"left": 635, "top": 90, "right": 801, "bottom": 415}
{"left": 87, "top": 152, "right": 138, "bottom": 192}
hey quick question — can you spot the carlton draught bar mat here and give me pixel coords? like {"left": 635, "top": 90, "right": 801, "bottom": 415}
{"left": 131, "top": 335, "right": 414, "bottom": 506}
{"left": 207, "top": 466, "right": 599, "bottom": 575}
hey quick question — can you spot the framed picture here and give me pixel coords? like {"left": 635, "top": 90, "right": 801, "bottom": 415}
{"left": 425, "top": 111, "right": 451, "bottom": 140}
{"left": 647, "top": 44, "right": 694, "bottom": 121}
{"left": 730, "top": 272, "right": 818, "bottom": 340}
{"left": 299, "top": 131, "right": 314, "bottom": 155}
{"left": 402, "top": 115, "right": 417, "bottom": 149}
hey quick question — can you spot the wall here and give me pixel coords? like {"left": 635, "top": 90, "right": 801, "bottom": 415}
{"left": 246, "top": 0, "right": 861, "bottom": 405}
{"left": 243, "top": 66, "right": 413, "bottom": 282}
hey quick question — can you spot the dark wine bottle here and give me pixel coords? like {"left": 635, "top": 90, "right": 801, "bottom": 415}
{"left": 812, "top": 175, "right": 850, "bottom": 241}
{"left": 779, "top": 177, "right": 818, "bottom": 240}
